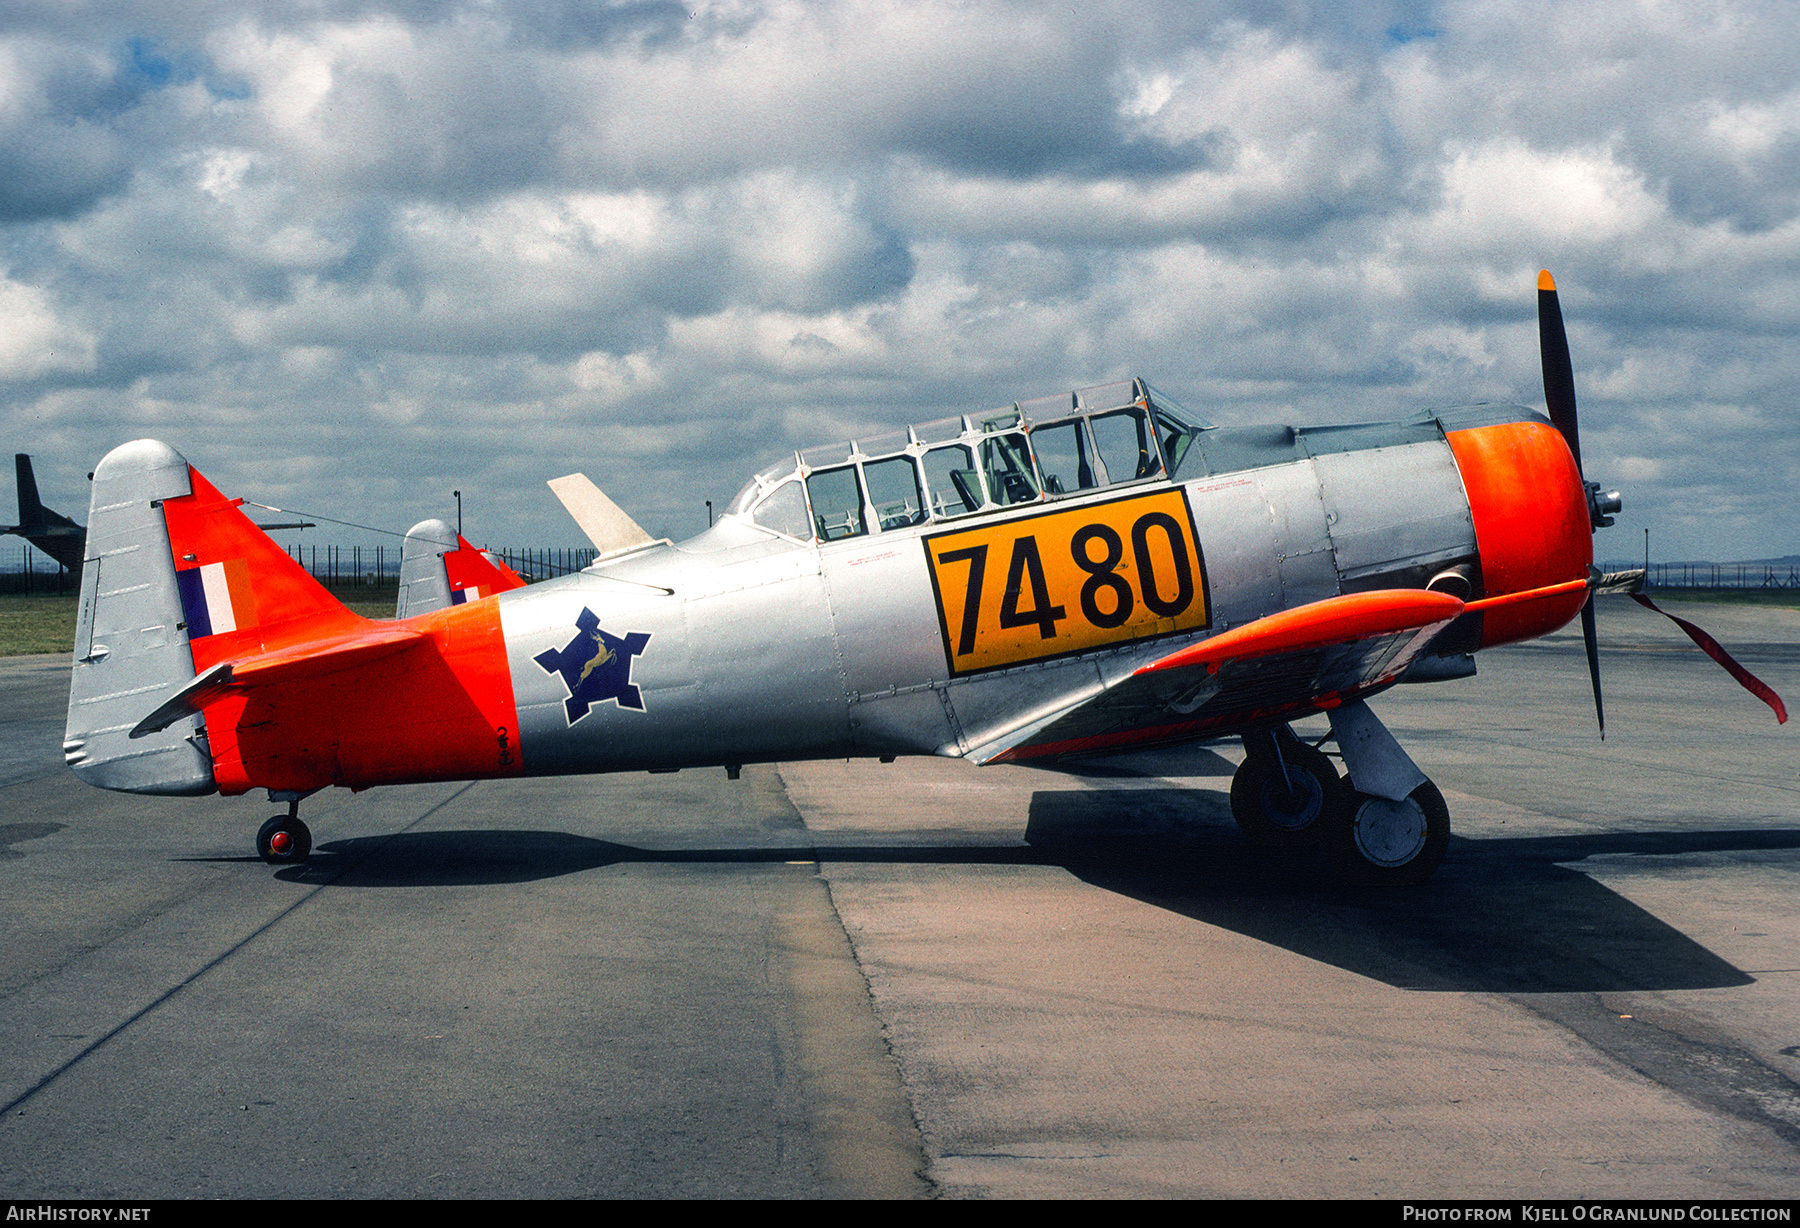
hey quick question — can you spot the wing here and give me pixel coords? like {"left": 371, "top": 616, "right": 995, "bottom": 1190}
{"left": 964, "top": 589, "right": 1467, "bottom": 764}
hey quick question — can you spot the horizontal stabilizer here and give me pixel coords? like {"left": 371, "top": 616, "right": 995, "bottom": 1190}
{"left": 129, "top": 662, "right": 237, "bottom": 739}
{"left": 130, "top": 624, "right": 427, "bottom": 738}
{"left": 547, "top": 473, "right": 654, "bottom": 557}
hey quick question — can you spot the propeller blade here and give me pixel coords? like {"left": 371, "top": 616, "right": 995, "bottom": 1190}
{"left": 1538, "top": 270, "right": 1583, "bottom": 474}
{"left": 1536, "top": 274, "right": 1784, "bottom": 731}
{"left": 1580, "top": 593, "right": 1605, "bottom": 738}
{"left": 1541, "top": 270, "right": 1606, "bottom": 735}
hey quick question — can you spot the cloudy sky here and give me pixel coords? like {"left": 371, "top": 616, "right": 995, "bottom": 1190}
{"left": 3, "top": 0, "right": 1797, "bottom": 563}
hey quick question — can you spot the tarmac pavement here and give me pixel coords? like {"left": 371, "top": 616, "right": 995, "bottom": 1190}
{"left": 1, "top": 595, "right": 1797, "bottom": 1198}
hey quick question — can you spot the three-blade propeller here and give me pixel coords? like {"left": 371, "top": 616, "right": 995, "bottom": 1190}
{"left": 1536, "top": 270, "right": 1785, "bottom": 730}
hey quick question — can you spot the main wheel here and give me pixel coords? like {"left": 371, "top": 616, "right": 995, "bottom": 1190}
{"left": 1325, "top": 781, "right": 1448, "bottom": 886}
{"left": 1230, "top": 740, "right": 1340, "bottom": 848}
{"left": 257, "top": 815, "right": 312, "bottom": 865}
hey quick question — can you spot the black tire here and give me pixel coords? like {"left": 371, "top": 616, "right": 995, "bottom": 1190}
{"left": 257, "top": 815, "right": 312, "bottom": 865}
{"left": 1230, "top": 740, "right": 1340, "bottom": 848}
{"left": 1325, "top": 781, "right": 1449, "bottom": 886}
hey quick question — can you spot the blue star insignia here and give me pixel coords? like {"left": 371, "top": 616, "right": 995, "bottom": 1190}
{"left": 533, "top": 607, "right": 652, "bottom": 724}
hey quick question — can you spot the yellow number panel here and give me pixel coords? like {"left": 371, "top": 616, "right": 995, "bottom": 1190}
{"left": 923, "top": 488, "right": 1210, "bottom": 676}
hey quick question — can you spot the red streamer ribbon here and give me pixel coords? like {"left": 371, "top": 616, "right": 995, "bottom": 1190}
{"left": 1630, "top": 593, "right": 1788, "bottom": 724}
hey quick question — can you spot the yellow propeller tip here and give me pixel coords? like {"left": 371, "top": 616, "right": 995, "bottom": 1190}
{"left": 1538, "top": 269, "right": 1556, "bottom": 292}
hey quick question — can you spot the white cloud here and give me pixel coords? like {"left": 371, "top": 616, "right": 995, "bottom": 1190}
{"left": 0, "top": 0, "right": 1796, "bottom": 561}
{"left": 1429, "top": 141, "right": 1665, "bottom": 250}
{"left": 0, "top": 274, "right": 96, "bottom": 379}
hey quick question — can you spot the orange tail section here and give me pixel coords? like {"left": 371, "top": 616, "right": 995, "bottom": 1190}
{"left": 157, "top": 461, "right": 520, "bottom": 796}
{"left": 161, "top": 465, "right": 367, "bottom": 672}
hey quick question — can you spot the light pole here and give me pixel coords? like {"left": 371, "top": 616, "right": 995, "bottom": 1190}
{"left": 454, "top": 490, "right": 462, "bottom": 537}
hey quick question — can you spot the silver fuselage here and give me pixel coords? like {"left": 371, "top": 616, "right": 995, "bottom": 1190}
{"left": 500, "top": 408, "right": 1498, "bottom": 775}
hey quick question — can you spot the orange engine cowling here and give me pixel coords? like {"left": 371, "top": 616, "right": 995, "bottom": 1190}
{"left": 1446, "top": 420, "right": 1592, "bottom": 649}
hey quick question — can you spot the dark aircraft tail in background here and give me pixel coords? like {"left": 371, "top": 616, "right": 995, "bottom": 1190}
{"left": 5, "top": 453, "right": 85, "bottom": 572}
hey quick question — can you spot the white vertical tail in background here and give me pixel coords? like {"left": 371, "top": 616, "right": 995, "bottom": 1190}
{"left": 547, "top": 473, "right": 655, "bottom": 558}
{"left": 395, "top": 519, "right": 528, "bottom": 618}
{"left": 396, "top": 518, "right": 459, "bottom": 618}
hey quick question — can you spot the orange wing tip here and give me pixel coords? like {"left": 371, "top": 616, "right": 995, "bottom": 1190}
{"left": 1136, "top": 589, "right": 1466, "bottom": 676}
{"left": 1538, "top": 269, "right": 1556, "bottom": 292}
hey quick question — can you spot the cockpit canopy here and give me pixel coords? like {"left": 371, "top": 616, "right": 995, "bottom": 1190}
{"left": 725, "top": 378, "right": 1205, "bottom": 543}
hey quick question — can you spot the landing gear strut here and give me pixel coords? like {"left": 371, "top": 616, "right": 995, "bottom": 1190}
{"left": 1229, "top": 725, "right": 1339, "bottom": 848}
{"left": 256, "top": 798, "right": 312, "bottom": 865}
{"left": 1227, "top": 703, "right": 1452, "bottom": 886}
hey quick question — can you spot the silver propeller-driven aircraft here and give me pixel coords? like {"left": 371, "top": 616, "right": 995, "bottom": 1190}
{"left": 62, "top": 273, "right": 1785, "bottom": 883}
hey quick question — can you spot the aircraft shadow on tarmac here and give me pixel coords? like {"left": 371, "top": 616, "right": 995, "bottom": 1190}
{"left": 2, "top": 822, "right": 64, "bottom": 858}
{"left": 264, "top": 782, "right": 1798, "bottom": 996}
{"left": 276, "top": 829, "right": 1044, "bottom": 889}
{"left": 1025, "top": 787, "right": 1789, "bottom": 995}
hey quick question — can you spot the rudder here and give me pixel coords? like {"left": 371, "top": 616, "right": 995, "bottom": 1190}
{"left": 65, "top": 441, "right": 215, "bottom": 794}
{"left": 64, "top": 441, "right": 365, "bottom": 795}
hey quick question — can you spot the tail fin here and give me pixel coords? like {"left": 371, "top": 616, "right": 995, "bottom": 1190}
{"left": 16, "top": 452, "right": 46, "bottom": 523}
{"left": 8, "top": 454, "right": 85, "bottom": 572}
{"left": 65, "top": 440, "right": 363, "bottom": 795}
{"left": 446, "top": 538, "right": 526, "bottom": 602}
{"left": 397, "top": 518, "right": 458, "bottom": 617}
{"left": 396, "top": 519, "right": 528, "bottom": 618}
{"left": 66, "top": 441, "right": 215, "bottom": 794}
{"left": 158, "top": 459, "right": 362, "bottom": 672}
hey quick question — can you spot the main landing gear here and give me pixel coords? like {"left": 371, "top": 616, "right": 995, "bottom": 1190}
{"left": 1230, "top": 701, "right": 1449, "bottom": 886}
{"left": 256, "top": 795, "right": 312, "bottom": 865}
{"left": 1229, "top": 726, "right": 1339, "bottom": 848}
{"left": 1323, "top": 780, "right": 1449, "bottom": 887}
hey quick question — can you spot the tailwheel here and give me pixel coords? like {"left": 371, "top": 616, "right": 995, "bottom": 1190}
{"left": 257, "top": 815, "right": 312, "bottom": 865}
{"left": 1325, "top": 781, "right": 1448, "bottom": 886}
{"left": 1230, "top": 735, "right": 1340, "bottom": 848}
